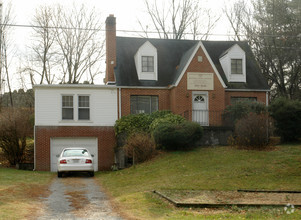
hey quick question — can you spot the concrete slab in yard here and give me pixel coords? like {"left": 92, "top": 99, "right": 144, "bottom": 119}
{"left": 154, "top": 190, "right": 301, "bottom": 207}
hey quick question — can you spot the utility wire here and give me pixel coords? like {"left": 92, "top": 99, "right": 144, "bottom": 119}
{"left": 1, "top": 23, "right": 301, "bottom": 39}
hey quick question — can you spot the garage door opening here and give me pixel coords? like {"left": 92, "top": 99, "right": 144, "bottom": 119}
{"left": 50, "top": 137, "right": 98, "bottom": 172}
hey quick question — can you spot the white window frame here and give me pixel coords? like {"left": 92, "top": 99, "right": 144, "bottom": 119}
{"left": 231, "top": 59, "right": 243, "bottom": 75}
{"left": 78, "top": 95, "right": 90, "bottom": 120}
{"left": 61, "top": 95, "right": 74, "bottom": 120}
{"left": 142, "top": 56, "right": 154, "bottom": 72}
{"left": 219, "top": 44, "right": 246, "bottom": 82}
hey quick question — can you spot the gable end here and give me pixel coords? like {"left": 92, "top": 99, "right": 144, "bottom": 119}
{"left": 174, "top": 41, "right": 227, "bottom": 88}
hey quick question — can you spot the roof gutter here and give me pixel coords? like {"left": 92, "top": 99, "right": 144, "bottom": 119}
{"left": 33, "top": 84, "right": 173, "bottom": 90}
{"left": 33, "top": 84, "right": 117, "bottom": 89}
{"left": 116, "top": 86, "right": 169, "bottom": 89}
{"left": 225, "top": 88, "right": 270, "bottom": 92}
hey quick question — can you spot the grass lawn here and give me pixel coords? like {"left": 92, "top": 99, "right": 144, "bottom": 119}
{"left": 96, "top": 144, "right": 301, "bottom": 219}
{"left": 0, "top": 168, "right": 54, "bottom": 219}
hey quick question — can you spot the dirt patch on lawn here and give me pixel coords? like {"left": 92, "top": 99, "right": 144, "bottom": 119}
{"left": 155, "top": 190, "right": 301, "bottom": 207}
{"left": 65, "top": 190, "right": 89, "bottom": 209}
{"left": 0, "top": 183, "right": 50, "bottom": 201}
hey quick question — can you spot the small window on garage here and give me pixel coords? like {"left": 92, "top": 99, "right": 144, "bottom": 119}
{"left": 62, "top": 95, "right": 74, "bottom": 120}
{"left": 78, "top": 95, "right": 90, "bottom": 120}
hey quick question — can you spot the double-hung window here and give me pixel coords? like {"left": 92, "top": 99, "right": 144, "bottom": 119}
{"left": 142, "top": 56, "right": 154, "bottom": 72}
{"left": 62, "top": 95, "right": 74, "bottom": 120}
{"left": 231, "top": 59, "right": 243, "bottom": 74}
{"left": 130, "top": 95, "right": 158, "bottom": 114}
{"left": 78, "top": 95, "right": 90, "bottom": 120}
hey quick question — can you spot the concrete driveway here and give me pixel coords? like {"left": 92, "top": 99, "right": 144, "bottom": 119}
{"left": 38, "top": 173, "right": 122, "bottom": 220}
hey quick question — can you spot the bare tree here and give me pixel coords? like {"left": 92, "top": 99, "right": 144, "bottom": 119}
{"left": 0, "top": 2, "right": 14, "bottom": 107}
{"left": 225, "top": 0, "right": 301, "bottom": 100}
{"left": 29, "top": 5, "right": 56, "bottom": 84}
{"left": 52, "top": 4, "right": 104, "bottom": 84}
{"left": 25, "top": 3, "right": 104, "bottom": 85}
{"left": 140, "top": 0, "right": 220, "bottom": 40}
{"left": 222, "top": 0, "right": 248, "bottom": 41}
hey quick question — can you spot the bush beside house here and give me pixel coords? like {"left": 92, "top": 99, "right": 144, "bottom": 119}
{"left": 225, "top": 101, "right": 273, "bottom": 149}
{"left": 269, "top": 98, "right": 301, "bottom": 142}
{"left": 153, "top": 121, "right": 203, "bottom": 151}
{"left": 232, "top": 112, "right": 272, "bottom": 149}
{"left": 0, "top": 108, "right": 34, "bottom": 166}
{"left": 124, "top": 133, "right": 157, "bottom": 164}
{"left": 115, "top": 111, "right": 203, "bottom": 164}
{"left": 223, "top": 101, "right": 267, "bottom": 127}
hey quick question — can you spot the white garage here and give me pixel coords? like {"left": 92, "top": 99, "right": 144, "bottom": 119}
{"left": 50, "top": 137, "right": 98, "bottom": 172}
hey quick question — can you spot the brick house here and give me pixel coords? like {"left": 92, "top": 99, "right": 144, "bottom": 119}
{"left": 105, "top": 15, "right": 269, "bottom": 126}
{"left": 34, "top": 15, "right": 269, "bottom": 171}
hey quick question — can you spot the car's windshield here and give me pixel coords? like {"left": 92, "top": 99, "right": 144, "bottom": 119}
{"left": 62, "top": 149, "right": 89, "bottom": 157}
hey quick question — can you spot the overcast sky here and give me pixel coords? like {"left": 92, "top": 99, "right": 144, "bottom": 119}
{"left": 2, "top": 0, "right": 236, "bottom": 90}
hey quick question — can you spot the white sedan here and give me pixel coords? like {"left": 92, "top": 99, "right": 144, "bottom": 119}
{"left": 57, "top": 148, "right": 94, "bottom": 177}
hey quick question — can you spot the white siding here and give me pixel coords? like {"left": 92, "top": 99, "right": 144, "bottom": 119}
{"left": 35, "top": 86, "right": 118, "bottom": 126}
{"left": 134, "top": 41, "right": 158, "bottom": 81}
{"left": 219, "top": 44, "right": 246, "bottom": 83}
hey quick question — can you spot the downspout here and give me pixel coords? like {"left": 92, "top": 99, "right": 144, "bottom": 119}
{"left": 118, "top": 88, "right": 121, "bottom": 119}
{"left": 33, "top": 126, "right": 36, "bottom": 171}
{"left": 114, "top": 87, "right": 122, "bottom": 166}
{"left": 266, "top": 91, "right": 269, "bottom": 144}
{"left": 33, "top": 87, "right": 36, "bottom": 171}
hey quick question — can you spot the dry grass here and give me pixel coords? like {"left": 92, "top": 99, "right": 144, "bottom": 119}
{"left": 0, "top": 168, "right": 54, "bottom": 219}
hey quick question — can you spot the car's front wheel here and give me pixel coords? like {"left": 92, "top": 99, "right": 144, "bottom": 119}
{"left": 57, "top": 172, "right": 63, "bottom": 178}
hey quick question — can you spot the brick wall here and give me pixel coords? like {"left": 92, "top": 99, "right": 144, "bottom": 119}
{"left": 170, "top": 46, "right": 226, "bottom": 126}
{"left": 35, "top": 126, "right": 116, "bottom": 171}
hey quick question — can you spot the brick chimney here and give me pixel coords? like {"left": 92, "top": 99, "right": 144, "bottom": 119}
{"left": 105, "top": 14, "right": 116, "bottom": 84}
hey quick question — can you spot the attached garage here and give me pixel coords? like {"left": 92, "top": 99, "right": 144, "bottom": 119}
{"left": 50, "top": 137, "right": 98, "bottom": 172}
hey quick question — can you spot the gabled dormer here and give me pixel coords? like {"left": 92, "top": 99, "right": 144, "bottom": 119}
{"left": 134, "top": 41, "right": 158, "bottom": 81}
{"left": 219, "top": 44, "right": 246, "bottom": 83}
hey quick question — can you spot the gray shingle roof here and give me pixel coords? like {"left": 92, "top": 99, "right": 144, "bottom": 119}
{"left": 115, "top": 37, "right": 269, "bottom": 90}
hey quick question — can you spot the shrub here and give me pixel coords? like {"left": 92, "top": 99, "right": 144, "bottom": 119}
{"left": 114, "top": 111, "right": 186, "bottom": 147}
{"left": 149, "top": 110, "right": 172, "bottom": 121}
{"left": 232, "top": 112, "right": 273, "bottom": 149}
{"left": 269, "top": 98, "right": 301, "bottom": 142}
{"left": 153, "top": 121, "right": 203, "bottom": 151}
{"left": 0, "top": 108, "right": 33, "bottom": 165}
{"left": 114, "top": 113, "right": 151, "bottom": 135}
{"left": 149, "top": 113, "right": 186, "bottom": 131}
{"left": 123, "top": 133, "right": 157, "bottom": 164}
{"left": 223, "top": 101, "right": 267, "bottom": 126}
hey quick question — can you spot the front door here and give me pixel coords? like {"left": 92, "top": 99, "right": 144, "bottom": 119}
{"left": 192, "top": 92, "right": 208, "bottom": 126}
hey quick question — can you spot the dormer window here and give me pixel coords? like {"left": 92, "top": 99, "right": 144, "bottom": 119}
{"left": 134, "top": 41, "right": 158, "bottom": 81}
{"left": 142, "top": 56, "right": 154, "bottom": 72}
{"left": 231, "top": 59, "right": 243, "bottom": 74}
{"left": 219, "top": 44, "right": 246, "bottom": 82}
